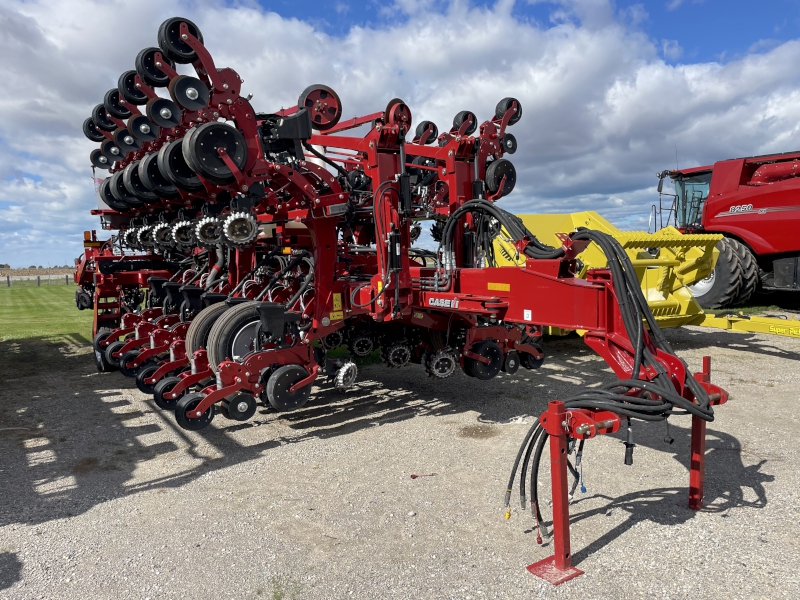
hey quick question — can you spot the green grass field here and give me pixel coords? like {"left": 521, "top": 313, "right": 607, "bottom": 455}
{"left": 0, "top": 286, "right": 91, "bottom": 341}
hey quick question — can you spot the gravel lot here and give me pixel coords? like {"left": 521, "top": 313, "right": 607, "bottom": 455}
{"left": 1, "top": 326, "right": 799, "bottom": 599}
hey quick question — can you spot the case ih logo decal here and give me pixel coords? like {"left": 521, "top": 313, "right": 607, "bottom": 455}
{"left": 428, "top": 297, "right": 459, "bottom": 309}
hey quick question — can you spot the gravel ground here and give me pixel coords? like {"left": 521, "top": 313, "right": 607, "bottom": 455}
{"left": 1, "top": 326, "right": 799, "bottom": 599}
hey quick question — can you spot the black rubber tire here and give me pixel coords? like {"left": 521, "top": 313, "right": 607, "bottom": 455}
{"left": 135, "top": 362, "right": 160, "bottom": 394}
{"left": 466, "top": 341, "right": 503, "bottom": 380}
{"left": 175, "top": 393, "right": 215, "bottom": 431}
{"left": 502, "top": 351, "right": 520, "bottom": 374}
{"left": 495, "top": 97, "right": 522, "bottom": 125}
{"left": 118, "top": 350, "right": 141, "bottom": 377}
{"left": 185, "top": 302, "right": 231, "bottom": 355}
{"left": 727, "top": 238, "right": 758, "bottom": 307}
{"left": 93, "top": 328, "right": 116, "bottom": 373}
{"left": 205, "top": 302, "right": 260, "bottom": 372}
{"left": 452, "top": 110, "right": 477, "bottom": 135}
{"left": 689, "top": 239, "right": 743, "bottom": 309}
{"left": 135, "top": 47, "right": 174, "bottom": 88}
{"left": 83, "top": 117, "right": 106, "bottom": 142}
{"left": 267, "top": 365, "right": 312, "bottom": 412}
{"left": 153, "top": 376, "right": 184, "bottom": 410}
{"left": 105, "top": 340, "right": 126, "bottom": 368}
{"left": 158, "top": 17, "right": 204, "bottom": 64}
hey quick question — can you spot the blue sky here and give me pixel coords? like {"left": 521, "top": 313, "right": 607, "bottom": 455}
{"left": 255, "top": 0, "right": 800, "bottom": 62}
{"left": 3, "top": 0, "right": 800, "bottom": 266}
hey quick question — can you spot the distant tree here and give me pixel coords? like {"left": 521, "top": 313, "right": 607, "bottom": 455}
{"left": 37, "top": 265, "right": 43, "bottom": 269}
{"left": 28, "top": 265, "right": 36, "bottom": 269}
{"left": 0, "top": 263, "right": 9, "bottom": 269}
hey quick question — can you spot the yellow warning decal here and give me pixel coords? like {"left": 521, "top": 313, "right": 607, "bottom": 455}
{"left": 413, "top": 311, "right": 424, "bottom": 320}
{"left": 487, "top": 282, "right": 510, "bottom": 292}
{"left": 377, "top": 280, "right": 383, "bottom": 292}
{"left": 332, "top": 293, "right": 342, "bottom": 311}
{"left": 329, "top": 311, "right": 344, "bottom": 321}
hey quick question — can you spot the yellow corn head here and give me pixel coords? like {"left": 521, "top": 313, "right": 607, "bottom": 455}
{"left": 495, "top": 211, "right": 722, "bottom": 334}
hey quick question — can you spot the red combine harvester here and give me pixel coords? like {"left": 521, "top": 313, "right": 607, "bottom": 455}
{"left": 76, "top": 16, "right": 729, "bottom": 582}
{"left": 655, "top": 151, "right": 800, "bottom": 308}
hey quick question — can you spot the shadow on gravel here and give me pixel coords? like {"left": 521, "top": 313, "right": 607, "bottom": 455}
{"left": 558, "top": 421, "right": 772, "bottom": 566}
{"left": 0, "top": 334, "right": 279, "bottom": 530}
{"left": 0, "top": 551, "right": 22, "bottom": 590}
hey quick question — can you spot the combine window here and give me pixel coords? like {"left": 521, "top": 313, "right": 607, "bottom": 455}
{"left": 674, "top": 172, "right": 711, "bottom": 228}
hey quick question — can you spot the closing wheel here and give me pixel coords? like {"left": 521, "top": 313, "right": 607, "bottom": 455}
{"left": 135, "top": 47, "right": 175, "bottom": 88}
{"left": 688, "top": 239, "right": 743, "bottom": 309}
{"left": 502, "top": 351, "right": 520, "bottom": 374}
{"left": 298, "top": 84, "right": 342, "bottom": 131}
{"left": 267, "top": 365, "right": 312, "bottom": 412}
{"left": 727, "top": 238, "right": 758, "bottom": 307}
{"left": 175, "top": 393, "right": 215, "bottom": 431}
{"left": 135, "top": 362, "right": 160, "bottom": 394}
{"left": 452, "top": 110, "right": 477, "bottom": 135}
{"left": 104, "top": 88, "right": 132, "bottom": 120}
{"left": 118, "top": 69, "right": 149, "bottom": 105}
{"left": 153, "top": 376, "right": 184, "bottom": 410}
{"left": 83, "top": 117, "right": 106, "bottom": 142}
{"left": 183, "top": 122, "right": 247, "bottom": 183}
{"left": 158, "top": 17, "right": 204, "bottom": 63}
{"left": 501, "top": 133, "right": 517, "bottom": 155}
{"left": 414, "top": 120, "right": 439, "bottom": 145}
{"left": 92, "top": 104, "right": 116, "bottom": 131}
{"left": 221, "top": 393, "right": 257, "bottom": 421}
{"left": 169, "top": 75, "right": 210, "bottom": 111}
{"left": 93, "top": 328, "right": 116, "bottom": 373}
{"left": 485, "top": 158, "right": 516, "bottom": 197}
{"left": 347, "top": 333, "right": 374, "bottom": 357}
{"left": 157, "top": 139, "right": 203, "bottom": 191}
{"left": 118, "top": 350, "right": 141, "bottom": 378}
{"left": 185, "top": 302, "right": 230, "bottom": 355}
{"left": 139, "top": 152, "right": 179, "bottom": 198}
{"left": 495, "top": 97, "right": 522, "bottom": 125}
{"left": 100, "top": 138, "right": 123, "bottom": 162}
{"left": 520, "top": 347, "right": 545, "bottom": 370}
{"left": 466, "top": 341, "right": 503, "bottom": 380}
{"left": 105, "top": 340, "right": 126, "bottom": 368}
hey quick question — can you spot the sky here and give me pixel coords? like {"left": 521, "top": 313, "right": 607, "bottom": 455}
{"left": 2, "top": 0, "right": 800, "bottom": 266}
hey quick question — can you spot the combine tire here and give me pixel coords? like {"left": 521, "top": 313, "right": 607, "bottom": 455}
{"left": 688, "top": 239, "right": 743, "bottom": 309}
{"left": 727, "top": 238, "right": 758, "bottom": 306}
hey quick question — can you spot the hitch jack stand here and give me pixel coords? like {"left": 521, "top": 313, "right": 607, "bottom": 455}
{"left": 527, "top": 356, "right": 720, "bottom": 585}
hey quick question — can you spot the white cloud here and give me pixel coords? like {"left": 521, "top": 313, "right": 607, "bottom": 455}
{"left": 1, "top": 0, "right": 800, "bottom": 266}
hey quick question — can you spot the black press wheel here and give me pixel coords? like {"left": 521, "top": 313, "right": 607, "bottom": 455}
{"left": 118, "top": 69, "right": 149, "bottom": 105}
{"left": 183, "top": 122, "right": 247, "bottom": 183}
{"left": 520, "top": 348, "right": 545, "bottom": 370}
{"left": 138, "top": 152, "right": 180, "bottom": 198}
{"left": 110, "top": 171, "right": 143, "bottom": 208}
{"left": 205, "top": 302, "right": 260, "bottom": 372}
{"left": 146, "top": 97, "right": 182, "bottom": 129}
{"left": 135, "top": 47, "right": 175, "bottom": 88}
{"left": 153, "top": 376, "right": 184, "bottom": 410}
{"left": 169, "top": 75, "right": 210, "bottom": 111}
{"left": 414, "top": 120, "right": 439, "bottom": 145}
{"left": 495, "top": 97, "right": 522, "bottom": 125}
{"left": 135, "top": 362, "right": 161, "bottom": 394}
{"left": 104, "top": 88, "right": 132, "bottom": 120}
{"left": 485, "top": 158, "right": 516, "bottom": 197}
{"left": 175, "top": 393, "right": 215, "bottom": 431}
{"left": 123, "top": 161, "right": 159, "bottom": 204}
{"left": 118, "top": 350, "right": 141, "bottom": 378}
{"left": 157, "top": 139, "right": 203, "bottom": 191}
{"left": 466, "top": 340, "right": 503, "bottom": 380}
{"left": 221, "top": 393, "right": 257, "bottom": 421}
{"left": 452, "top": 110, "right": 477, "bottom": 135}
{"left": 97, "top": 178, "right": 128, "bottom": 211}
{"left": 267, "top": 365, "right": 312, "bottom": 412}
{"left": 83, "top": 117, "right": 106, "bottom": 142}
{"left": 158, "top": 17, "right": 204, "bottom": 63}
{"left": 93, "top": 328, "right": 116, "bottom": 373}
{"left": 105, "top": 340, "right": 126, "bottom": 368}
{"left": 185, "top": 302, "right": 231, "bottom": 355}
{"left": 128, "top": 114, "right": 160, "bottom": 142}
{"left": 92, "top": 104, "right": 116, "bottom": 131}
